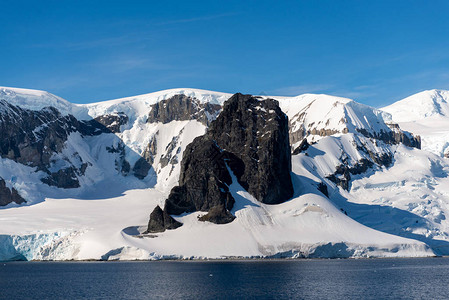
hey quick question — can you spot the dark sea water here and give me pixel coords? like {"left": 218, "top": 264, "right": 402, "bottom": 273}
{"left": 1, "top": 258, "right": 449, "bottom": 299}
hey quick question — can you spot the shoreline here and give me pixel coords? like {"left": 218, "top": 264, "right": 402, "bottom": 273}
{"left": 2, "top": 255, "right": 444, "bottom": 263}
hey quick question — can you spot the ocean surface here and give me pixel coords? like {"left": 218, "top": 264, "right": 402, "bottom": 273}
{"left": 1, "top": 258, "right": 449, "bottom": 299}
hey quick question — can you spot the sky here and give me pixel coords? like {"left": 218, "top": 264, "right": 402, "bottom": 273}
{"left": 1, "top": 0, "right": 449, "bottom": 107}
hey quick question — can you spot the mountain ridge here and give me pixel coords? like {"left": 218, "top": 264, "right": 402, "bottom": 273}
{"left": 0, "top": 86, "right": 447, "bottom": 261}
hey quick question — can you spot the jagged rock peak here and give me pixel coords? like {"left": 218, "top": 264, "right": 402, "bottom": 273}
{"left": 147, "top": 93, "right": 293, "bottom": 232}
{"left": 206, "top": 93, "right": 293, "bottom": 204}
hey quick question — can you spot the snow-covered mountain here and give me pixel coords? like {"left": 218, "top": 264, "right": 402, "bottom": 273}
{"left": 0, "top": 86, "right": 448, "bottom": 260}
{"left": 382, "top": 89, "right": 449, "bottom": 122}
{"left": 382, "top": 89, "right": 449, "bottom": 157}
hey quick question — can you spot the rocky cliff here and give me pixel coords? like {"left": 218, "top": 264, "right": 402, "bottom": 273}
{"left": 147, "top": 93, "right": 294, "bottom": 232}
{"left": 147, "top": 94, "right": 221, "bottom": 126}
{"left": 0, "top": 99, "right": 126, "bottom": 189}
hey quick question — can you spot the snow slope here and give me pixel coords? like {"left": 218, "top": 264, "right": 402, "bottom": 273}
{"left": 295, "top": 133, "right": 449, "bottom": 255}
{"left": 0, "top": 86, "right": 446, "bottom": 260}
{"left": 0, "top": 158, "right": 432, "bottom": 261}
{"left": 382, "top": 89, "right": 449, "bottom": 122}
{"left": 0, "top": 86, "right": 83, "bottom": 117}
{"left": 279, "top": 93, "right": 390, "bottom": 144}
{"left": 382, "top": 89, "right": 449, "bottom": 157}
{"left": 0, "top": 87, "right": 230, "bottom": 203}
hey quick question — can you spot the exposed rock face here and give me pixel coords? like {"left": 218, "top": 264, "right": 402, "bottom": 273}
{"left": 0, "top": 100, "right": 110, "bottom": 168}
{"left": 41, "top": 165, "right": 88, "bottom": 188}
{"left": 0, "top": 102, "right": 73, "bottom": 169}
{"left": 0, "top": 100, "right": 111, "bottom": 189}
{"left": 133, "top": 134, "right": 157, "bottom": 179}
{"left": 136, "top": 94, "right": 221, "bottom": 180}
{"left": 290, "top": 121, "right": 420, "bottom": 150}
{"left": 326, "top": 151, "right": 393, "bottom": 191}
{"left": 206, "top": 93, "right": 293, "bottom": 204}
{"left": 145, "top": 206, "right": 182, "bottom": 233}
{"left": 163, "top": 137, "right": 236, "bottom": 216}
{"left": 147, "top": 94, "right": 221, "bottom": 126}
{"left": 147, "top": 93, "right": 293, "bottom": 232}
{"left": 133, "top": 158, "right": 153, "bottom": 180}
{"left": 325, "top": 137, "right": 394, "bottom": 191}
{"left": 292, "top": 138, "right": 310, "bottom": 155}
{"left": 0, "top": 178, "right": 25, "bottom": 206}
{"left": 358, "top": 126, "right": 421, "bottom": 149}
{"left": 326, "top": 158, "right": 375, "bottom": 191}
{"left": 106, "top": 142, "right": 131, "bottom": 175}
{"left": 288, "top": 106, "right": 421, "bottom": 150}
{"left": 159, "top": 131, "right": 182, "bottom": 169}
{"left": 94, "top": 112, "right": 128, "bottom": 133}
{"left": 317, "top": 182, "right": 329, "bottom": 197}
{"left": 198, "top": 204, "right": 236, "bottom": 224}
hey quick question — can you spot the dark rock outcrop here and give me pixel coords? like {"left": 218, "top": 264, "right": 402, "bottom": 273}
{"left": 159, "top": 131, "right": 182, "bottom": 169}
{"left": 292, "top": 138, "right": 310, "bottom": 155}
{"left": 133, "top": 134, "right": 157, "bottom": 179}
{"left": 163, "top": 138, "right": 235, "bottom": 216}
{"left": 133, "top": 158, "right": 153, "bottom": 180}
{"left": 206, "top": 93, "right": 293, "bottom": 204}
{"left": 198, "top": 204, "right": 236, "bottom": 224}
{"left": 145, "top": 205, "right": 182, "bottom": 233}
{"left": 0, "top": 100, "right": 116, "bottom": 189}
{"left": 147, "top": 94, "right": 221, "bottom": 126}
{"left": 94, "top": 112, "right": 128, "bottom": 133}
{"left": 106, "top": 142, "right": 131, "bottom": 175}
{"left": 317, "top": 182, "right": 329, "bottom": 197}
{"left": 326, "top": 155, "right": 392, "bottom": 191}
{"left": 325, "top": 160, "right": 371, "bottom": 191}
{"left": 41, "top": 165, "right": 88, "bottom": 188}
{"left": 0, "top": 178, "right": 25, "bottom": 206}
{"left": 0, "top": 103, "right": 77, "bottom": 169}
{"left": 147, "top": 93, "right": 293, "bottom": 232}
{"left": 358, "top": 126, "right": 421, "bottom": 149}
{"left": 322, "top": 135, "right": 395, "bottom": 191}
{"left": 290, "top": 122, "right": 420, "bottom": 150}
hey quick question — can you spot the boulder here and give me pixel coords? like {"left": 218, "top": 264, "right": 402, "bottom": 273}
{"left": 145, "top": 206, "right": 182, "bottom": 233}
{"left": 0, "top": 179, "right": 25, "bottom": 206}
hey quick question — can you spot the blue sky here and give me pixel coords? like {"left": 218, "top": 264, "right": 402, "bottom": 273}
{"left": 1, "top": 0, "right": 449, "bottom": 107}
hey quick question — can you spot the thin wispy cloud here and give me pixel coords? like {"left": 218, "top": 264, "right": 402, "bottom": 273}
{"left": 157, "top": 12, "right": 240, "bottom": 26}
{"left": 30, "top": 13, "right": 239, "bottom": 51}
{"left": 31, "top": 34, "right": 157, "bottom": 51}
{"left": 89, "top": 56, "right": 170, "bottom": 74}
